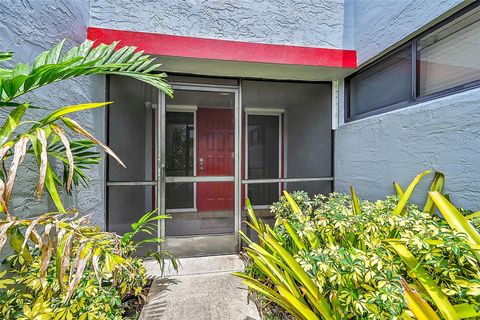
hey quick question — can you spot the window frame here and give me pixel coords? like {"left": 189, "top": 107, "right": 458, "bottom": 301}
{"left": 345, "top": 1, "right": 480, "bottom": 122}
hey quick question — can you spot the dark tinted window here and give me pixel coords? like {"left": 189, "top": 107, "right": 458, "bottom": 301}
{"left": 346, "top": 3, "right": 480, "bottom": 122}
{"left": 348, "top": 46, "right": 412, "bottom": 118}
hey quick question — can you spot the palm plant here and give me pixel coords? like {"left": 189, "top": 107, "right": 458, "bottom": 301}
{"left": 0, "top": 38, "right": 173, "bottom": 307}
{"left": 0, "top": 39, "right": 172, "bottom": 213}
{"left": 121, "top": 209, "right": 179, "bottom": 276}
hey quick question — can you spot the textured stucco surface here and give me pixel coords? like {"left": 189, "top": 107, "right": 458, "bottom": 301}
{"left": 335, "top": 0, "right": 480, "bottom": 211}
{"left": 335, "top": 87, "right": 480, "bottom": 211}
{"left": 90, "top": 0, "right": 353, "bottom": 49}
{"left": 348, "top": 0, "right": 465, "bottom": 64}
{"left": 0, "top": 0, "right": 106, "bottom": 227}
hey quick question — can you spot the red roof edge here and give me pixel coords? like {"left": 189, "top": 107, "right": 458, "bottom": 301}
{"left": 87, "top": 27, "right": 357, "bottom": 69}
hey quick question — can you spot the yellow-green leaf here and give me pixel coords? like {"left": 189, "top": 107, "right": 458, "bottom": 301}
{"left": 402, "top": 280, "right": 441, "bottom": 320}
{"left": 423, "top": 172, "right": 445, "bottom": 214}
{"left": 278, "top": 285, "right": 319, "bottom": 320}
{"left": 283, "top": 191, "right": 301, "bottom": 215}
{"left": 264, "top": 234, "right": 333, "bottom": 320}
{"left": 282, "top": 219, "right": 305, "bottom": 251}
{"left": 8, "top": 226, "right": 33, "bottom": 263}
{"left": 350, "top": 185, "right": 361, "bottom": 215}
{"left": 56, "top": 232, "right": 74, "bottom": 290}
{"left": 389, "top": 241, "right": 459, "bottom": 320}
{"left": 35, "top": 102, "right": 111, "bottom": 128}
{"left": 465, "top": 210, "right": 480, "bottom": 221}
{"left": 392, "top": 170, "right": 432, "bottom": 215}
{"left": 429, "top": 191, "right": 480, "bottom": 246}
{"left": 0, "top": 103, "right": 29, "bottom": 146}
{"left": 393, "top": 182, "right": 404, "bottom": 197}
{"left": 453, "top": 303, "right": 480, "bottom": 319}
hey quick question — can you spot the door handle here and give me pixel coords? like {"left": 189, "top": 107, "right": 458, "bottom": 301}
{"left": 160, "top": 163, "right": 165, "bottom": 180}
{"left": 199, "top": 157, "right": 204, "bottom": 171}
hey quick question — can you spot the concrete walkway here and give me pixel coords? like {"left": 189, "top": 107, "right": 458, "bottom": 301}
{"left": 140, "top": 255, "right": 261, "bottom": 320}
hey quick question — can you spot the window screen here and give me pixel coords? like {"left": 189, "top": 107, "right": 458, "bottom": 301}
{"left": 347, "top": 46, "right": 412, "bottom": 118}
{"left": 108, "top": 76, "right": 156, "bottom": 181}
{"left": 247, "top": 114, "right": 280, "bottom": 206}
{"left": 417, "top": 6, "right": 480, "bottom": 96}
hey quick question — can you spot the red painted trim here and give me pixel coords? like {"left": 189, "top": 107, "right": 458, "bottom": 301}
{"left": 87, "top": 27, "right": 357, "bottom": 68}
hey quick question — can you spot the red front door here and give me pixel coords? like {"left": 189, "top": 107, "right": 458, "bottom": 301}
{"left": 196, "top": 108, "right": 234, "bottom": 211}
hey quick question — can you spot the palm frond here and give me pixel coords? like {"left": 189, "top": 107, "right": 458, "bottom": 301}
{"left": 0, "top": 39, "right": 172, "bottom": 101}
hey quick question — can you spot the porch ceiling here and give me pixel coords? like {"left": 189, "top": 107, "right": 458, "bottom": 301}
{"left": 87, "top": 27, "right": 357, "bottom": 81}
{"left": 150, "top": 56, "right": 356, "bottom": 81}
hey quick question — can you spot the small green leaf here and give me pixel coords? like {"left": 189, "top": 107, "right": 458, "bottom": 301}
{"left": 0, "top": 103, "right": 29, "bottom": 146}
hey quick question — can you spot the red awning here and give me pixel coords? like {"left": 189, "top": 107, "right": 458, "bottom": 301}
{"left": 87, "top": 27, "right": 357, "bottom": 69}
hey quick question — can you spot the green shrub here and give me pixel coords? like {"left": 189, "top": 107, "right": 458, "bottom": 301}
{"left": 0, "top": 208, "right": 176, "bottom": 319}
{"left": 236, "top": 172, "right": 480, "bottom": 320}
{"left": 0, "top": 213, "right": 147, "bottom": 319}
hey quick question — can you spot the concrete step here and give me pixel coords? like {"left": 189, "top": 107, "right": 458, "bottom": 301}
{"left": 140, "top": 255, "right": 260, "bottom": 320}
{"left": 144, "top": 254, "right": 244, "bottom": 277}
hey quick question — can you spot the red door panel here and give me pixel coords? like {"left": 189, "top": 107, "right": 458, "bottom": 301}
{"left": 197, "top": 108, "right": 234, "bottom": 211}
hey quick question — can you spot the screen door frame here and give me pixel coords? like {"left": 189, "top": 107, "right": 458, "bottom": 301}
{"left": 158, "top": 82, "right": 242, "bottom": 256}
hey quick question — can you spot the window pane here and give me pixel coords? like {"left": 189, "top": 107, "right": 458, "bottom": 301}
{"left": 248, "top": 115, "right": 279, "bottom": 179}
{"left": 349, "top": 47, "right": 412, "bottom": 117}
{"left": 247, "top": 114, "right": 279, "bottom": 205}
{"left": 242, "top": 80, "right": 332, "bottom": 179}
{"left": 166, "top": 112, "right": 194, "bottom": 177}
{"left": 418, "top": 7, "right": 480, "bottom": 96}
{"left": 248, "top": 183, "right": 279, "bottom": 206}
{"left": 166, "top": 182, "right": 194, "bottom": 209}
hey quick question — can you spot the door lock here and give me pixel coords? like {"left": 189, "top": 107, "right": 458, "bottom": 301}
{"left": 199, "top": 157, "right": 204, "bottom": 171}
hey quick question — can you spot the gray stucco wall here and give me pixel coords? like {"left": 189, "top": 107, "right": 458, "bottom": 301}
{"left": 335, "top": 87, "right": 480, "bottom": 211}
{"left": 335, "top": 0, "right": 480, "bottom": 211}
{"left": 90, "top": 0, "right": 353, "bottom": 49}
{"left": 347, "top": 0, "right": 465, "bottom": 64}
{"left": 0, "top": 0, "right": 106, "bottom": 227}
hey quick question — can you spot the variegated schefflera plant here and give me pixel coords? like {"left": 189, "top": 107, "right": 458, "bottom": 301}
{"left": 0, "top": 40, "right": 173, "bottom": 319}
{"left": 235, "top": 171, "right": 480, "bottom": 320}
